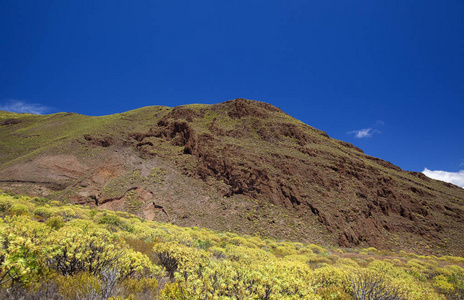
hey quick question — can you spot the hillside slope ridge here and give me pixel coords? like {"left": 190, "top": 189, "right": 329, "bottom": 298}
{"left": 1, "top": 98, "right": 463, "bottom": 255}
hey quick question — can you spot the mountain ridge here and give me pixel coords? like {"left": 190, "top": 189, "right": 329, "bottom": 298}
{"left": 1, "top": 98, "right": 463, "bottom": 255}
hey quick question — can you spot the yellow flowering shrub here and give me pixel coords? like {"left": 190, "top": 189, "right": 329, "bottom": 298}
{"left": 272, "top": 244, "right": 298, "bottom": 257}
{"left": 313, "top": 265, "right": 352, "bottom": 292}
{"left": 120, "top": 276, "right": 159, "bottom": 299}
{"left": 224, "top": 245, "right": 275, "bottom": 264}
{"left": 0, "top": 197, "right": 12, "bottom": 213}
{"left": 368, "top": 260, "right": 442, "bottom": 299}
{"left": 153, "top": 241, "right": 209, "bottom": 279}
{"left": 10, "top": 204, "right": 29, "bottom": 216}
{"left": 169, "top": 258, "right": 318, "bottom": 299}
{"left": 0, "top": 192, "right": 463, "bottom": 300}
{"left": 434, "top": 274, "right": 455, "bottom": 294}
{"left": 32, "top": 206, "right": 52, "bottom": 219}
{"left": 46, "top": 216, "right": 65, "bottom": 230}
{"left": 43, "top": 226, "right": 154, "bottom": 278}
{"left": 0, "top": 216, "right": 49, "bottom": 286}
{"left": 308, "top": 244, "right": 327, "bottom": 254}
{"left": 160, "top": 282, "right": 185, "bottom": 300}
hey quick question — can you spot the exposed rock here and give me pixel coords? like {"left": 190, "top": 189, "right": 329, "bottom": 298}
{"left": 0, "top": 118, "right": 22, "bottom": 126}
{"left": 84, "top": 134, "right": 114, "bottom": 147}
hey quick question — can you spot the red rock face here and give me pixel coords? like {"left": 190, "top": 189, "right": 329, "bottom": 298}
{"left": 1, "top": 99, "right": 464, "bottom": 255}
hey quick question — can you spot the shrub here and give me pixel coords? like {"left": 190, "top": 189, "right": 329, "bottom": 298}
{"left": 309, "top": 244, "right": 327, "bottom": 255}
{"left": 89, "top": 209, "right": 98, "bottom": 219}
{"left": 0, "top": 216, "right": 49, "bottom": 286}
{"left": 49, "top": 201, "right": 61, "bottom": 207}
{"left": 44, "top": 227, "right": 126, "bottom": 276}
{"left": 160, "top": 282, "right": 185, "bottom": 300}
{"left": 32, "top": 197, "right": 50, "bottom": 206}
{"left": 9, "top": 204, "right": 29, "bottom": 215}
{"left": 100, "top": 267, "right": 122, "bottom": 299}
{"left": 351, "top": 272, "right": 402, "bottom": 300}
{"left": 58, "top": 207, "right": 76, "bottom": 221}
{"left": 54, "top": 272, "right": 101, "bottom": 300}
{"left": 46, "top": 216, "right": 65, "bottom": 230}
{"left": 318, "top": 285, "right": 353, "bottom": 300}
{"left": 33, "top": 207, "right": 52, "bottom": 219}
{"left": 98, "top": 214, "right": 134, "bottom": 233}
{"left": 313, "top": 265, "right": 351, "bottom": 290}
{"left": 1, "top": 191, "right": 464, "bottom": 299}
{"left": 98, "top": 214, "right": 122, "bottom": 226}
{"left": 272, "top": 244, "right": 298, "bottom": 257}
{"left": 0, "top": 198, "right": 12, "bottom": 213}
{"left": 121, "top": 276, "right": 159, "bottom": 299}
{"left": 123, "top": 237, "right": 156, "bottom": 262}
{"left": 433, "top": 274, "right": 455, "bottom": 295}
{"left": 197, "top": 239, "right": 212, "bottom": 250}
{"left": 225, "top": 245, "right": 274, "bottom": 264}
{"left": 44, "top": 226, "right": 153, "bottom": 279}
{"left": 0, "top": 281, "right": 63, "bottom": 300}
{"left": 153, "top": 241, "right": 209, "bottom": 279}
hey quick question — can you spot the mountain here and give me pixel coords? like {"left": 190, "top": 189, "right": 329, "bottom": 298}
{"left": 1, "top": 98, "right": 463, "bottom": 255}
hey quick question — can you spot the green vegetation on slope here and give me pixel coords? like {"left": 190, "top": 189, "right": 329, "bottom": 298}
{"left": 0, "top": 106, "right": 170, "bottom": 167}
{"left": 0, "top": 192, "right": 463, "bottom": 299}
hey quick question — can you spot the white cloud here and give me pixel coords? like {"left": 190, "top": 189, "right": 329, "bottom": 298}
{"left": 348, "top": 128, "right": 379, "bottom": 138}
{"left": 375, "top": 120, "right": 384, "bottom": 126}
{"left": 0, "top": 99, "right": 49, "bottom": 114}
{"left": 422, "top": 168, "right": 464, "bottom": 188}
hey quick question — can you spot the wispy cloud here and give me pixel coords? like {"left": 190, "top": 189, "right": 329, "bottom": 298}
{"left": 348, "top": 120, "right": 383, "bottom": 139}
{"left": 375, "top": 120, "right": 384, "bottom": 126}
{"left": 0, "top": 99, "right": 49, "bottom": 114}
{"left": 422, "top": 168, "right": 464, "bottom": 188}
{"left": 348, "top": 128, "right": 380, "bottom": 138}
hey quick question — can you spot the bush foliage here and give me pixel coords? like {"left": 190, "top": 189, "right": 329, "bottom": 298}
{"left": 0, "top": 192, "right": 462, "bottom": 299}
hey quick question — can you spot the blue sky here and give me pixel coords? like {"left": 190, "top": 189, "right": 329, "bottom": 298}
{"left": 1, "top": 1, "right": 463, "bottom": 186}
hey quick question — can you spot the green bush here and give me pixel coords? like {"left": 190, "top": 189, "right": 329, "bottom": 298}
{"left": 99, "top": 214, "right": 122, "bottom": 226}
{"left": 32, "top": 197, "right": 50, "bottom": 205}
{"left": 33, "top": 207, "right": 52, "bottom": 219}
{"left": 0, "top": 198, "right": 12, "bottom": 212}
{"left": 53, "top": 207, "right": 77, "bottom": 221}
{"left": 46, "top": 216, "right": 65, "bottom": 230}
{"left": 98, "top": 214, "right": 134, "bottom": 233}
{"left": 10, "top": 204, "right": 29, "bottom": 215}
{"left": 89, "top": 209, "right": 98, "bottom": 219}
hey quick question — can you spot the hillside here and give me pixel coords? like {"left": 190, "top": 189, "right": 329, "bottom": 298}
{"left": 1, "top": 98, "right": 463, "bottom": 256}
